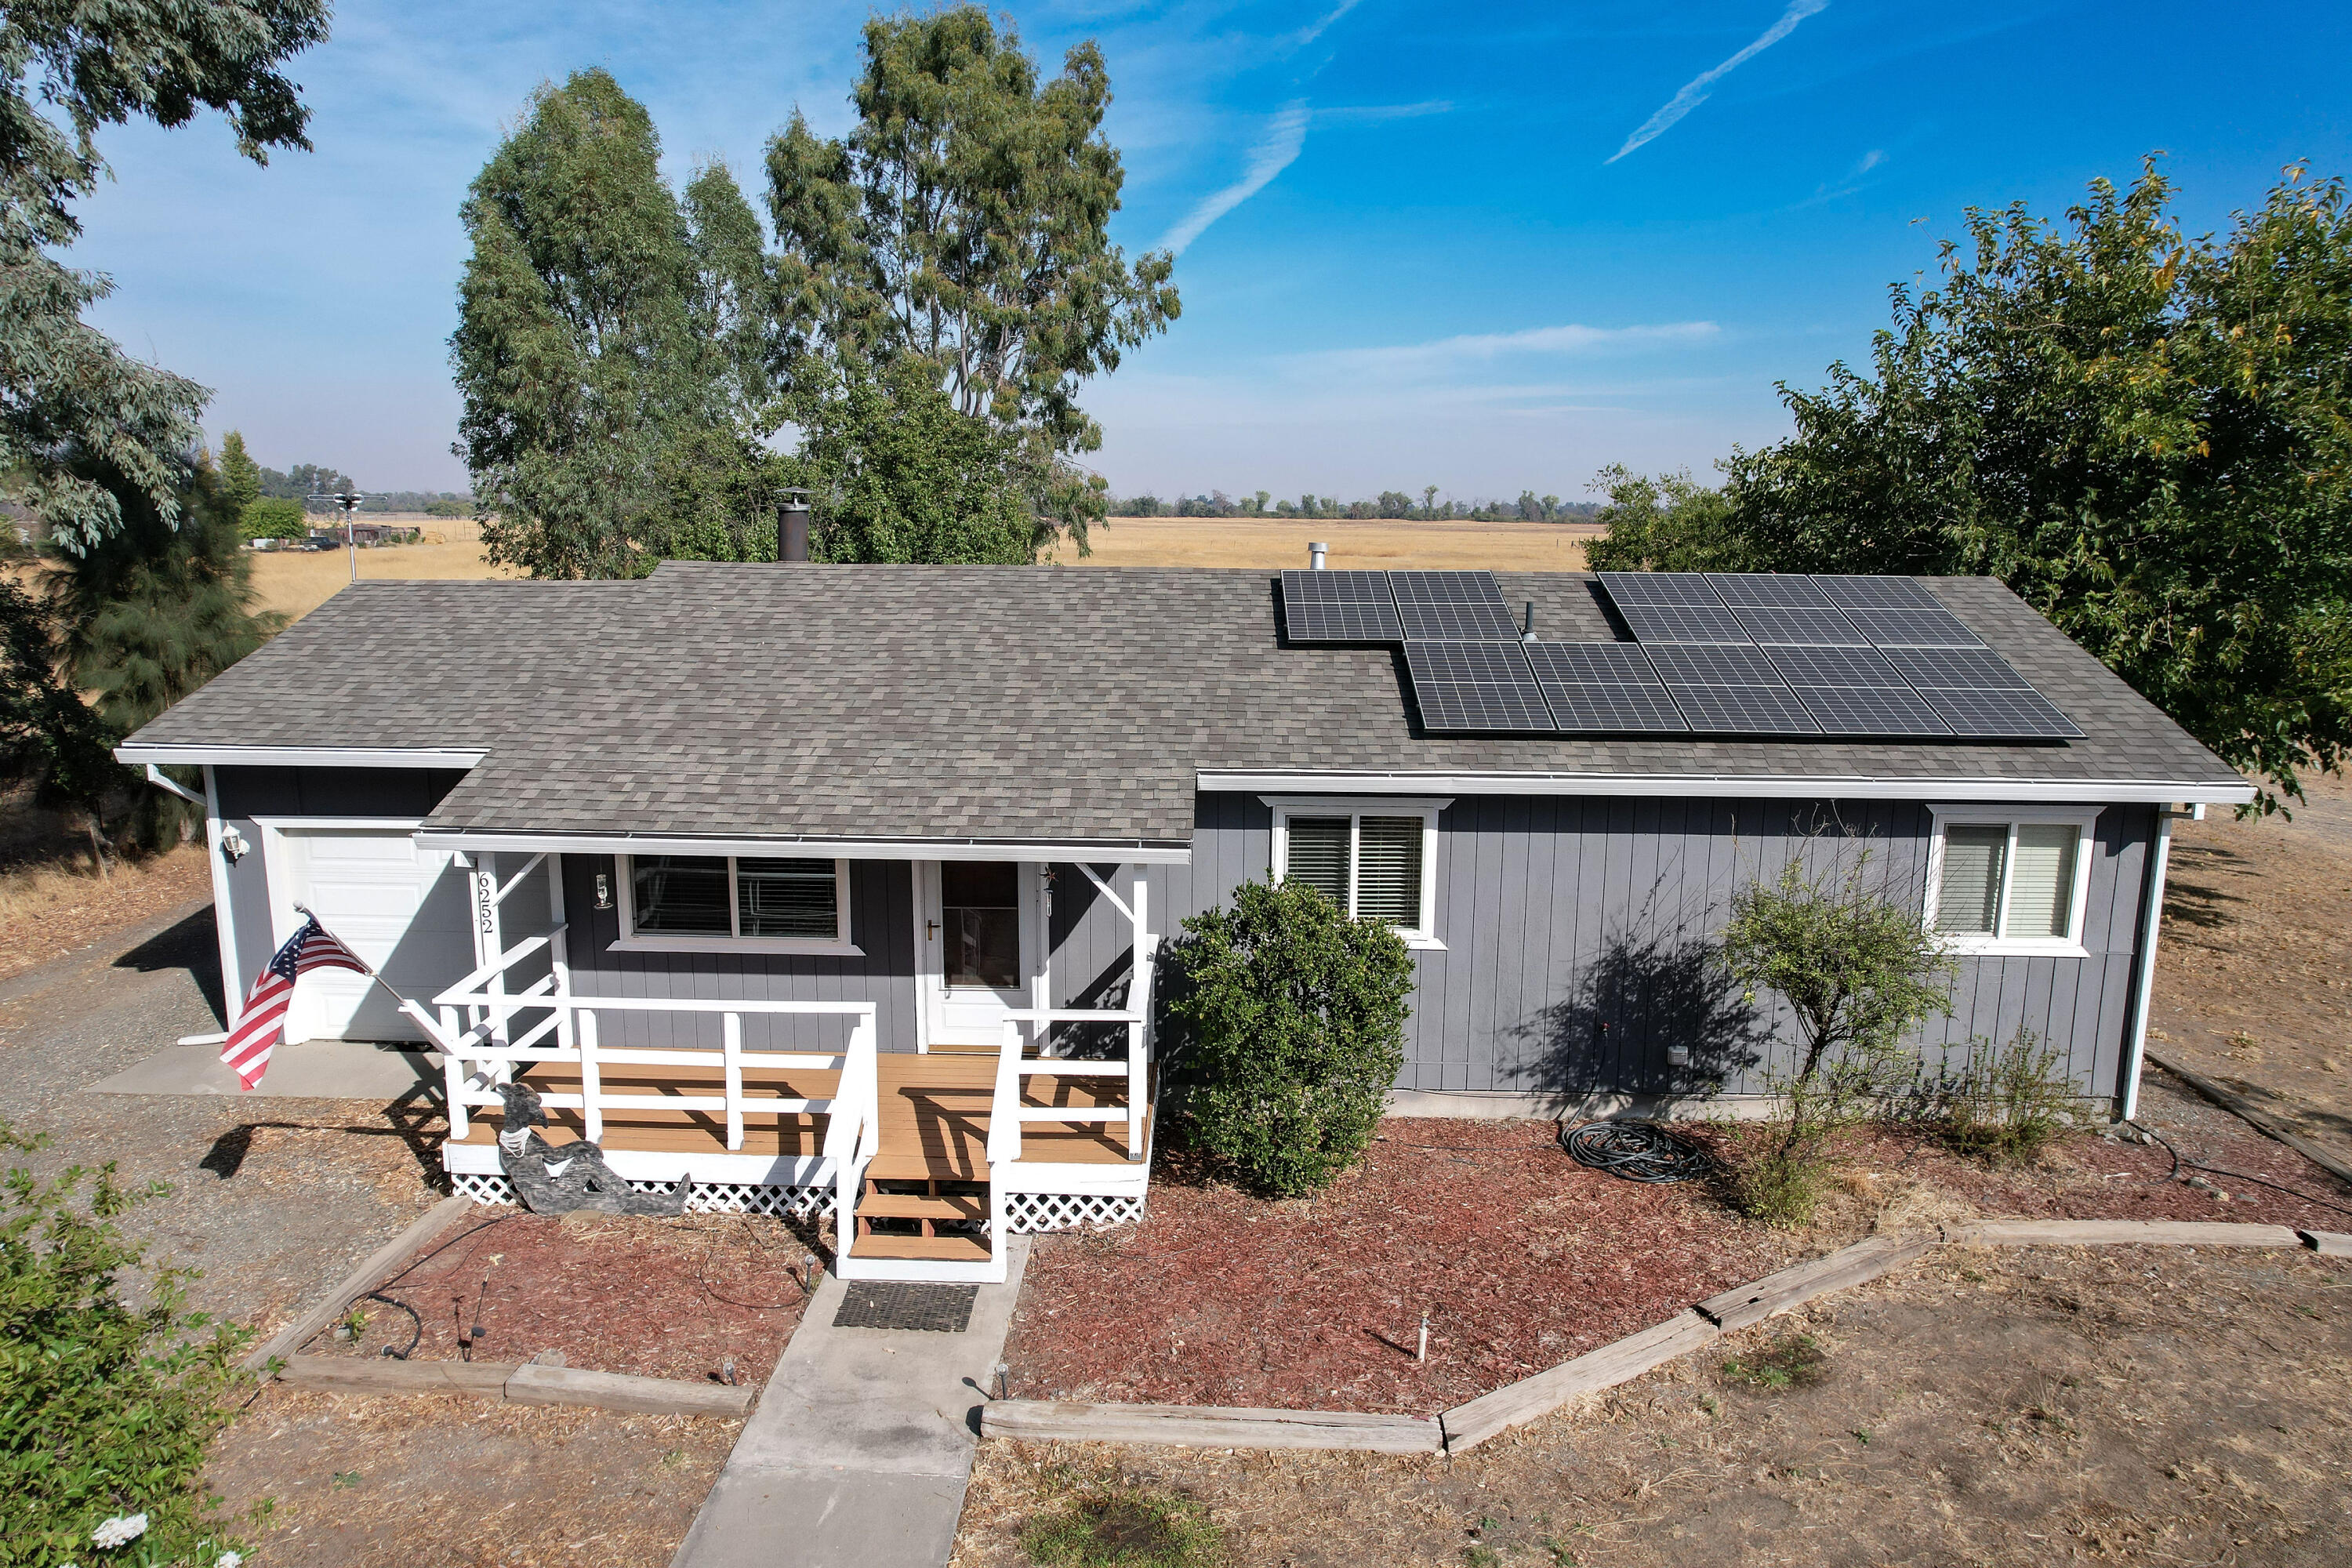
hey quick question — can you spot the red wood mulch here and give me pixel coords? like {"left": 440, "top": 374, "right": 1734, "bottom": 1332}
{"left": 1003, "top": 1102, "right": 2352, "bottom": 1417}
{"left": 303, "top": 1210, "right": 828, "bottom": 1388}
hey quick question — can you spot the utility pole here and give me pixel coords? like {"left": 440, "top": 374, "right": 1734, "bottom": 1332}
{"left": 312, "top": 485, "right": 367, "bottom": 582}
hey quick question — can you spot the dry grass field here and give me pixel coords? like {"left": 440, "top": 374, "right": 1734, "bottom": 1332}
{"left": 245, "top": 515, "right": 1598, "bottom": 626}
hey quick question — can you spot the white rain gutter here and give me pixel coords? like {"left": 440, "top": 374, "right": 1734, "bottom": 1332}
{"left": 1200, "top": 770, "right": 2258, "bottom": 808}
{"left": 412, "top": 829, "right": 1193, "bottom": 865}
{"left": 115, "top": 744, "right": 488, "bottom": 770}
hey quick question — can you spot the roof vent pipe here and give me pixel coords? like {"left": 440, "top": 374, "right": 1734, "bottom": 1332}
{"left": 1308, "top": 541, "right": 1329, "bottom": 570}
{"left": 779, "top": 488, "right": 811, "bottom": 563}
{"left": 1523, "top": 601, "right": 1537, "bottom": 641}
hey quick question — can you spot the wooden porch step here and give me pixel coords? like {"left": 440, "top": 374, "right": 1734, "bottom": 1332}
{"left": 851, "top": 1232, "right": 992, "bottom": 1263}
{"left": 858, "top": 1192, "right": 985, "bottom": 1223}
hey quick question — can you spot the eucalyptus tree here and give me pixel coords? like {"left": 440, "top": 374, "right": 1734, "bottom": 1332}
{"left": 765, "top": 5, "right": 1178, "bottom": 554}
{"left": 0, "top": 0, "right": 327, "bottom": 554}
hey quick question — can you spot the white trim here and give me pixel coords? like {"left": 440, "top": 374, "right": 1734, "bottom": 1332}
{"left": 116, "top": 744, "right": 486, "bottom": 770}
{"left": 143, "top": 763, "right": 205, "bottom": 806}
{"left": 415, "top": 829, "right": 1192, "bottom": 864}
{"left": 1205, "top": 769, "right": 2256, "bottom": 807}
{"left": 612, "top": 851, "right": 860, "bottom": 956}
{"left": 1266, "top": 797, "right": 1447, "bottom": 949}
{"left": 1922, "top": 804, "right": 2102, "bottom": 957}
{"left": 2118, "top": 807, "right": 2181, "bottom": 1120}
{"left": 202, "top": 765, "right": 240, "bottom": 1007}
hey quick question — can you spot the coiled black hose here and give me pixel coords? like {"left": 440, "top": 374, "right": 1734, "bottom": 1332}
{"left": 1559, "top": 1118, "right": 1713, "bottom": 1183}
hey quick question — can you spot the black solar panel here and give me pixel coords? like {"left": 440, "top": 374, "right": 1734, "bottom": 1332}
{"left": 1811, "top": 575, "right": 1942, "bottom": 610}
{"left": 1730, "top": 605, "right": 1871, "bottom": 646}
{"left": 1279, "top": 569, "right": 1402, "bottom": 642}
{"left": 1764, "top": 646, "right": 1953, "bottom": 736}
{"left": 1839, "top": 604, "right": 1985, "bottom": 648}
{"left": 1643, "top": 644, "right": 1820, "bottom": 735}
{"left": 1403, "top": 641, "right": 1555, "bottom": 731}
{"left": 1878, "top": 646, "right": 2033, "bottom": 691}
{"left": 1523, "top": 642, "right": 1688, "bottom": 733}
{"left": 1596, "top": 571, "right": 1726, "bottom": 606}
{"left": 1913, "top": 687, "right": 2085, "bottom": 739}
{"left": 1612, "top": 601, "right": 1753, "bottom": 644}
{"left": 1388, "top": 571, "right": 1521, "bottom": 640}
{"left": 1706, "top": 573, "right": 1835, "bottom": 608}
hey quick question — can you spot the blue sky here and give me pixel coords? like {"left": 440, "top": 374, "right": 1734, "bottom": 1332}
{"left": 69, "top": 1, "right": 2352, "bottom": 504}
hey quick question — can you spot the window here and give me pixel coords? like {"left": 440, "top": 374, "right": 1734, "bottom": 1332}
{"left": 1923, "top": 808, "right": 2100, "bottom": 955}
{"left": 941, "top": 862, "right": 1021, "bottom": 989}
{"left": 1265, "top": 797, "right": 1448, "bottom": 947}
{"left": 615, "top": 855, "right": 855, "bottom": 953}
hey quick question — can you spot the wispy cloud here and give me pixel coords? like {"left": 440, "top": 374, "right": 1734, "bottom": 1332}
{"left": 1315, "top": 100, "right": 1453, "bottom": 126}
{"left": 1608, "top": 1, "right": 1830, "bottom": 164}
{"left": 1158, "top": 102, "right": 1311, "bottom": 256}
{"left": 1287, "top": 0, "right": 1363, "bottom": 52}
{"left": 1301, "top": 321, "right": 1723, "bottom": 376}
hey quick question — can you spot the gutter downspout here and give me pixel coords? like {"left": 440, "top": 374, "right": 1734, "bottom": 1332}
{"left": 203, "top": 764, "right": 239, "bottom": 1029}
{"left": 2117, "top": 803, "right": 2187, "bottom": 1122}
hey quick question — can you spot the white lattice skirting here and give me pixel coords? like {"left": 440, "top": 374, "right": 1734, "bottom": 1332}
{"left": 1004, "top": 1192, "right": 1146, "bottom": 1234}
{"left": 448, "top": 1173, "right": 831, "bottom": 1220}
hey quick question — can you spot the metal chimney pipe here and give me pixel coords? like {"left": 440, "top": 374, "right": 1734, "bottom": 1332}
{"left": 779, "top": 488, "right": 811, "bottom": 563}
{"left": 1308, "top": 541, "right": 1329, "bottom": 570}
{"left": 1523, "top": 601, "right": 1537, "bottom": 641}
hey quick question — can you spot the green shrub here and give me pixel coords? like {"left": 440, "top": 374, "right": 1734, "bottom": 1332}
{"left": 1167, "top": 879, "right": 1414, "bottom": 1197}
{"left": 1021, "top": 1470, "right": 1222, "bottom": 1567}
{"left": 0, "top": 1121, "right": 250, "bottom": 1566}
{"left": 238, "top": 496, "right": 307, "bottom": 542}
{"left": 1928, "top": 1028, "right": 2077, "bottom": 1165}
{"left": 1718, "top": 848, "right": 1955, "bottom": 1226}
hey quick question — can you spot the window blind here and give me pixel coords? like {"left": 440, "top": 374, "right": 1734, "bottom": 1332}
{"left": 1284, "top": 817, "right": 1352, "bottom": 909}
{"left": 2007, "top": 824, "right": 2078, "bottom": 938}
{"left": 634, "top": 855, "right": 731, "bottom": 934}
{"left": 1356, "top": 816, "right": 1425, "bottom": 927}
{"left": 1935, "top": 825, "right": 2005, "bottom": 934}
{"left": 737, "top": 858, "right": 840, "bottom": 938}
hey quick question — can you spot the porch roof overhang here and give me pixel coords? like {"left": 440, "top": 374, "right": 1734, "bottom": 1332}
{"left": 409, "top": 827, "right": 1195, "bottom": 865}
{"left": 1200, "top": 769, "right": 2260, "bottom": 808}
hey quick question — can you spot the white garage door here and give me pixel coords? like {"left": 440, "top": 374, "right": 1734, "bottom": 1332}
{"left": 279, "top": 829, "right": 474, "bottom": 1044}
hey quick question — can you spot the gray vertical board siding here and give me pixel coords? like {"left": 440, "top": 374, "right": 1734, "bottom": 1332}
{"left": 210, "top": 765, "right": 470, "bottom": 1000}
{"left": 1050, "top": 791, "right": 2161, "bottom": 1105}
{"left": 557, "top": 855, "right": 918, "bottom": 1054}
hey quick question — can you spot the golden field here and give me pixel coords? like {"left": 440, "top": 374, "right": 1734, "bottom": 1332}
{"left": 248, "top": 514, "right": 1599, "bottom": 625}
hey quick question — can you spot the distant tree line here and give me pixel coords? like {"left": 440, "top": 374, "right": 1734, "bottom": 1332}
{"left": 1584, "top": 162, "right": 2352, "bottom": 812}
{"left": 1108, "top": 489, "right": 1599, "bottom": 523}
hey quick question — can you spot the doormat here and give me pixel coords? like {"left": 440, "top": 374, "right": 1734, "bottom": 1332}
{"left": 834, "top": 1283, "right": 979, "bottom": 1333}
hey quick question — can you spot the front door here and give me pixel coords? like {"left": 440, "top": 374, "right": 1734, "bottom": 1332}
{"left": 916, "top": 861, "right": 1038, "bottom": 1051}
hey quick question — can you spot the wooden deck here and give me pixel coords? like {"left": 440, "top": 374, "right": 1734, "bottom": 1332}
{"left": 447, "top": 1050, "right": 1142, "bottom": 1178}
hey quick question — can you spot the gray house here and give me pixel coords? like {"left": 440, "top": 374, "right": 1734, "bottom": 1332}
{"left": 119, "top": 561, "right": 2250, "bottom": 1283}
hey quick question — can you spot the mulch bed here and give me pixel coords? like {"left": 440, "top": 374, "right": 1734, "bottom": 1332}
{"left": 1002, "top": 1094, "right": 2352, "bottom": 1418}
{"left": 305, "top": 1208, "right": 829, "bottom": 1388}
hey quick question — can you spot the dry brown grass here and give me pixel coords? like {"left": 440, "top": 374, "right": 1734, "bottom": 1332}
{"left": 0, "top": 844, "right": 211, "bottom": 979}
{"left": 245, "top": 513, "right": 519, "bottom": 623}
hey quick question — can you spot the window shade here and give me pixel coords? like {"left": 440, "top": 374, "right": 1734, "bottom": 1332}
{"left": 1356, "top": 816, "right": 1425, "bottom": 927}
{"left": 2007, "top": 824, "right": 2078, "bottom": 938}
{"left": 1284, "top": 817, "right": 1352, "bottom": 909}
{"left": 1935, "top": 826, "right": 2005, "bottom": 934}
{"left": 737, "top": 858, "right": 840, "bottom": 938}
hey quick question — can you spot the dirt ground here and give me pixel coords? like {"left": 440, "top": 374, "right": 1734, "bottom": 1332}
{"left": 205, "top": 1388, "right": 739, "bottom": 1568}
{"left": 1002, "top": 1076, "right": 2352, "bottom": 1418}
{"left": 2147, "top": 769, "right": 2352, "bottom": 1163}
{"left": 958, "top": 1240, "right": 2352, "bottom": 1568}
{"left": 0, "top": 840, "right": 209, "bottom": 982}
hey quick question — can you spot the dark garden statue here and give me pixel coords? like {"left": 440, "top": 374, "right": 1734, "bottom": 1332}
{"left": 494, "top": 1082, "right": 688, "bottom": 1216}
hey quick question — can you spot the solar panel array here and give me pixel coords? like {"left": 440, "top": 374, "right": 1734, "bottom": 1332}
{"left": 1274, "top": 567, "right": 2082, "bottom": 739}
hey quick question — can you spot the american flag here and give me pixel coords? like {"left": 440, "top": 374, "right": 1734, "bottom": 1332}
{"left": 221, "top": 913, "right": 374, "bottom": 1090}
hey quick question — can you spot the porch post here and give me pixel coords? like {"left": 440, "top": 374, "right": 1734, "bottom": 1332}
{"left": 1128, "top": 865, "right": 1148, "bottom": 1160}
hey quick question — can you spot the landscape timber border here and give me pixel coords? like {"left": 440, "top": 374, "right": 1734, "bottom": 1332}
{"left": 980, "top": 1219, "right": 2352, "bottom": 1457}
{"left": 2146, "top": 1050, "right": 2352, "bottom": 1190}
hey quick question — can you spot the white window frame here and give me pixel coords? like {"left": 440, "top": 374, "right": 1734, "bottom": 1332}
{"left": 611, "top": 853, "right": 859, "bottom": 956}
{"left": 1262, "top": 796, "right": 1449, "bottom": 949}
{"left": 1922, "top": 804, "right": 2102, "bottom": 957}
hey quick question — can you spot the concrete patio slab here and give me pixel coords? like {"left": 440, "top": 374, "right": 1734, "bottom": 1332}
{"left": 89, "top": 1040, "right": 442, "bottom": 1100}
{"left": 670, "top": 1236, "right": 1031, "bottom": 1568}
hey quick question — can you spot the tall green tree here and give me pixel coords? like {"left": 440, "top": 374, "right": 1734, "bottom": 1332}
{"left": 800, "top": 357, "right": 1040, "bottom": 564}
{"left": 766, "top": 6, "right": 1177, "bottom": 555}
{"left": 0, "top": 1, "right": 326, "bottom": 554}
{"left": 1587, "top": 163, "right": 2352, "bottom": 808}
{"left": 216, "top": 430, "right": 261, "bottom": 510}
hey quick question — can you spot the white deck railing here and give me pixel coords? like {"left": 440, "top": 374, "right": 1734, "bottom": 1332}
{"left": 984, "top": 953, "right": 1154, "bottom": 1167}
{"left": 404, "top": 938, "right": 883, "bottom": 1257}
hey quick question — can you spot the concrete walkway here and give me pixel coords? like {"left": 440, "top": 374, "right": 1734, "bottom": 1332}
{"left": 89, "top": 1039, "right": 443, "bottom": 1099}
{"left": 671, "top": 1238, "right": 1032, "bottom": 1568}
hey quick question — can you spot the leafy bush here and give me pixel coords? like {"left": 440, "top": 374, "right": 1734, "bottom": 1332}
{"left": 0, "top": 1121, "right": 250, "bottom": 1566}
{"left": 1926, "top": 1028, "right": 2078, "bottom": 1166}
{"left": 1167, "top": 879, "right": 1414, "bottom": 1197}
{"left": 1718, "top": 849, "right": 1955, "bottom": 1226}
{"left": 1021, "top": 1469, "right": 1223, "bottom": 1567}
{"left": 237, "top": 497, "right": 307, "bottom": 542}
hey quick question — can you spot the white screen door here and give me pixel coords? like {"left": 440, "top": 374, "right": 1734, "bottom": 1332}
{"left": 916, "top": 861, "right": 1039, "bottom": 1051}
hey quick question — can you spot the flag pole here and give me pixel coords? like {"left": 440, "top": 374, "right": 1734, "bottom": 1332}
{"left": 291, "top": 902, "right": 419, "bottom": 1018}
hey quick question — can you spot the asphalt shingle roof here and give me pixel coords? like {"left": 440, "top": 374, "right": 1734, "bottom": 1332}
{"left": 122, "top": 563, "right": 2249, "bottom": 846}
